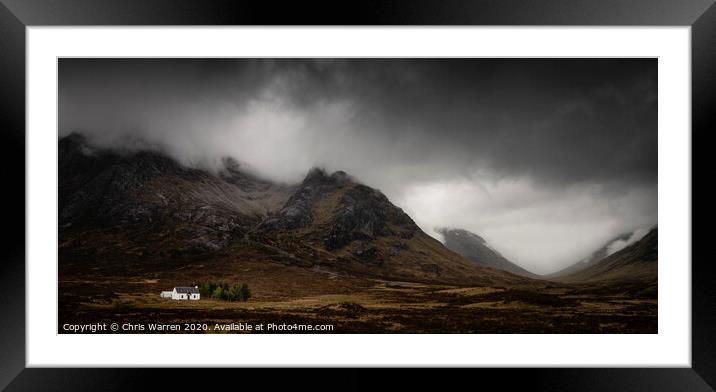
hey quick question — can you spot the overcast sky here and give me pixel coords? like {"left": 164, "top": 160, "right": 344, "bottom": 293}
{"left": 59, "top": 58, "right": 657, "bottom": 274}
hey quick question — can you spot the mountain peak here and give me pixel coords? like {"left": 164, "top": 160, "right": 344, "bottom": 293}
{"left": 60, "top": 132, "right": 87, "bottom": 146}
{"left": 330, "top": 170, "right": 349, "bottom": 182}
{"left": 438, "top": 227, "right": 538, "bottom": 278}
{"left": 59, "top": 132, "right": 97, "bottom": 157}
{"left": 259, "top": 166, "right": 419, "bottom": 252}
{"left": 302, "top": 167, "right": 352, "bottom": 187}
{"left": 221, "top": 156, "right": 241, "bottom": 172}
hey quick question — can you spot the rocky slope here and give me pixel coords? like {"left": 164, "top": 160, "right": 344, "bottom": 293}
{"left": 437, "top": 228, "right": 539, "bottom": 278}
{"left": 59, "top": 133, "right": 294, "bottom": 255}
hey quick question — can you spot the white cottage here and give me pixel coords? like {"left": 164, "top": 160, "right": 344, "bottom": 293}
{"left": 161, "top": 286, "right": 200, "bottom": 300}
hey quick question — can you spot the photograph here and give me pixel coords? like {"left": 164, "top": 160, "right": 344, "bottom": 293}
{"left": 57, "top": 58, "right": 658, "bottom": 334}
{"left": 1, "top": 0, "right": 708, "bottom": 386}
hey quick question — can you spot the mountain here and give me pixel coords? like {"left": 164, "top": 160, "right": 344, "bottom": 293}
{"left": 557, "top": 228, "right": 657, "bottom": 283}
{"left": 58, "top": 134, "right": 535, "bottom": 287}
{"left": 59, "top": 133, "right": 294, "bottom": 255}
{"left": 252, "top": 168, "right": 530, "bottom": 286}
{"left": 437, "top": 228, "right": 539, "bottom": 278}
{"left": 546, "top": 232, "right": 632, "bottom": 279}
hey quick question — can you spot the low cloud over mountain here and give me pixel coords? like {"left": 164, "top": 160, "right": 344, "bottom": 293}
{"left": 59, "top": 58, "right": 657, "bottom": 273}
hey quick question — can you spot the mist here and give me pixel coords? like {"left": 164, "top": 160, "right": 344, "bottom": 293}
{"left": 605, "top": 227, "right": 652, "bottom": 257}
{"left": 58, "top": 58, "right": 657, "bottom": 274}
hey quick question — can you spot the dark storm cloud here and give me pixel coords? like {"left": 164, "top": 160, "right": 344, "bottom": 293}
{"left": 58, "top": 58, "right": 657, "bottom": 273}
{"left": 272, "top": 58, "right": 656, "bottom": 187}
{"left": 60, "top": 58, "right": 656, "bottom": 186}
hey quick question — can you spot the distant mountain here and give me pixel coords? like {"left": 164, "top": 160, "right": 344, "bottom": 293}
{"left": 437, "top": 228, "right": 539, "bottom": 278}
{"left": 546, "top": 232, "right": 633, "bottom": 279}
{"left": 59, "top": 133, "right": 535, "bottom": 287}
{"left": 547, "top": 228, "right": 654, "bottom": 280}
{"left": 557, "top": 228, "right": 657, "bottom": 283}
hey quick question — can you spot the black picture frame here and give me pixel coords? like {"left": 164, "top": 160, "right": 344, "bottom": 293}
{"left": 1, "top": 0, "right": 713, "bottom": 390}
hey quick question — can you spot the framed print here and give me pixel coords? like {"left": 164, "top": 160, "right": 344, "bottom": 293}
{"left": 1, "top": 0, "right": 713, "bottom": 390}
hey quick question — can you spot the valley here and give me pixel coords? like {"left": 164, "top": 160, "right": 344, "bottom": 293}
{"left": 59, "top": 271, "right": 657, "bottom": 334}
{"left": 58, "top": 134, "right": 657, "bottom": 334}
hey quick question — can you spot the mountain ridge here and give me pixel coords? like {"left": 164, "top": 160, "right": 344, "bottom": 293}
{"left": 546, "top": 232, "right": 633, "bottom": 279}
{"left": 436, "top": 228, "right": 540, "bottom": 278}
{"left": 556, "top": 228, "right": 657, "bottom": 283}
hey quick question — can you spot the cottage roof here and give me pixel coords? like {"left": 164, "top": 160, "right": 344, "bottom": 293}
{"left": 175, "top": 287, "right": 200, "bottom": 294}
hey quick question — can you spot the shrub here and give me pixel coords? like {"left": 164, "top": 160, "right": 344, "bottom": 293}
{"left": 239, "top": 283, "right": 252, "bottom": 302}
{"left": 199, "top": 281, "right": 251, "bottom": 302}
{"left": 197, "top": 282, "right": 214, "bottom": 297}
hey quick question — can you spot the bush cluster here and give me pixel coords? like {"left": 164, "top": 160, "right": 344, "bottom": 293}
{"left": 197, "top": 282, "right": 252, "bottom": 302}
